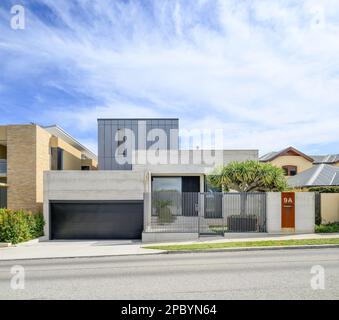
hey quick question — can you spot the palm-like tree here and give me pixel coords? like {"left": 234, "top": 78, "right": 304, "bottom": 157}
{"left": 208, "top": 160, "right": 287, "bottom": 192}
{"left": 208, "top": 160, "right": 287, "bottom": 216}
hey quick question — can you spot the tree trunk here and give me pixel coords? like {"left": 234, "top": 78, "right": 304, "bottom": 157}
{"left": 240, "top": 192, "right": 247, "bottom": 217}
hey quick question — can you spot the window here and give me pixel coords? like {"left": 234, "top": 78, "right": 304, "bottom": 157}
{"left": 282, "top": 165, "right": 298, "bottom": 176}
{"left": 152, "top": 177, "right": 182, "bottom": 192}
{"left": 81, "top": 166, "right": 90, "bottom": 171}
{"left": 51, "top": 148, "right": 64, "bottom": 170}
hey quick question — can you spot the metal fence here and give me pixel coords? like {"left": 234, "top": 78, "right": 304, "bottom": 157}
{"left": 0, "top": 188, "right": 7, "bottom": 209}
{"left": 147, "top": 192, "right": 266, "bottom": 235}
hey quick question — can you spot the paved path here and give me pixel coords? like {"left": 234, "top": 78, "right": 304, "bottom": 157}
{"left": 0, "top": 240, "right": 162, "bottom": 261}
{"left": 0, "top": 248, "right": 338, "bottom": 299}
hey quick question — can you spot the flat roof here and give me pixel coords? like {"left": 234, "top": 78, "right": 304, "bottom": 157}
{"left": 98, "top": 118, "right": 179, "bottom": 121}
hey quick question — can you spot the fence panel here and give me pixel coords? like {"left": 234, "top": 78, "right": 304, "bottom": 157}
{"left": 147, "top": 192, "right": 266, "bottom": 234}
{"left": 199, "top": 193, "right": 225, "bottom": 235}
{"left": 223, "top": 193, "right": 266, "bottom": 232}
{"left": 150, "top": 191, "right": 198, "bottom": 233}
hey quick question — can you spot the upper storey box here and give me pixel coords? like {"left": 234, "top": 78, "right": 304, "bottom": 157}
{"left": 98, "top": 118, "right": 179, "bottom": 170}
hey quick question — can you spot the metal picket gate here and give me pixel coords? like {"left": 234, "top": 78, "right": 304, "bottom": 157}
{"left": 149, "top": 192, "right": 266, "bottom": 235}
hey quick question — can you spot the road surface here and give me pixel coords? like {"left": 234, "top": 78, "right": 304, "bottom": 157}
{"left": 0, "top": 248, "right": 338, "bottom": 299}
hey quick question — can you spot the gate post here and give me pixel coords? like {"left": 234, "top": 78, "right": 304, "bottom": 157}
{"left": 198, "top": 193, "right": 205, "bottom": 235}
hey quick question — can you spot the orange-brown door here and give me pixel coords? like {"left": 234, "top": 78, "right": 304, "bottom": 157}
{"left": 281, "top": 192, "right": 295, "bottom": 228}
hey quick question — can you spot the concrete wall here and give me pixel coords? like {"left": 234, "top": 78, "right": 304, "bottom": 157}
{"left": 43, "top": 170, "right": 146, "bottom": 238}
{"left": 266, "top": 192, "right": 315, "bottom": 234}
{"left": 295, "top": 192, "right": 315, "bottom": 233}
{"left": 321, "top": 193, "right": 339, "bottom": 223}
{"left": 266, "top": 193, "right": 282, "bottom": 233}
{"left": 134, "top": 150, "right": 258, "bottom": 171}
{"left": 270, "top": 156, "right": 313, "bottom": 174}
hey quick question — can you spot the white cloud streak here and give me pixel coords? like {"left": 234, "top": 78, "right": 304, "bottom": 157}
{"left": 0, "top": 0, "right": 338, "bottom": 154}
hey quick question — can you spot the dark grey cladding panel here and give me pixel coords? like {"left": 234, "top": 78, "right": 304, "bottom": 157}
{"left": 98, "top": 118, "right": 179, "bottom": 170}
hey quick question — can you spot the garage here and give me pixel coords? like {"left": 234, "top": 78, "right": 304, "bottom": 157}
{"left": 50, "top": 201, "right": 144, "bottom": 240}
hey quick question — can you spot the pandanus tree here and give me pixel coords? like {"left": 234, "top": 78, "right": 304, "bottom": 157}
{"left": 208, "top": 160, "right": 287, "bottom": 215}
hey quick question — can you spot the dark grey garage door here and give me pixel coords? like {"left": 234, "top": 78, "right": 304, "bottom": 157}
{"left": 50, "top": 201, "right": 143, "bottom": 240}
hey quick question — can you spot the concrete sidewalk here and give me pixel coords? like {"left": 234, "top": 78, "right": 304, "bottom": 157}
{"left": 1, "top": 233, "right": 339, "bottom": 261}
{"left": 0, "top": 240, "right": 164, "bottom": 261}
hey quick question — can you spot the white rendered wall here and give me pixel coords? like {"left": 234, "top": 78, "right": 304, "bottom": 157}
{"left": 266, "top": 192, "right": 315, "bottom": 234}
{"left": 295, "top": 192, "right": 315, "bottom": 233}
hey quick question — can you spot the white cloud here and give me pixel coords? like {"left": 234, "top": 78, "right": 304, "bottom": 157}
{"left": 0, "top": 0, "right": 338, "bottom": 154}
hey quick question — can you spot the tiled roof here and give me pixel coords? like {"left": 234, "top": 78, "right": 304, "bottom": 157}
{"left": 311, "top": 154, "right": 339, "bottom": 164}
{"left": 259, "top": 151, "right": 279, "bottom": 161}
{"left": 288, "top": 164, "right": 339, "bottom": 187}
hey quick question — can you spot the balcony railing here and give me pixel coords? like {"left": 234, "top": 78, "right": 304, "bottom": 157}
{"left": 0, "top": 160, "right": 7, "bottom": 175}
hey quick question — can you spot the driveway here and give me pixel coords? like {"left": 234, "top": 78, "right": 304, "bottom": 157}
{"left": 0, "top": 240, "right": 163, "bottom": 261}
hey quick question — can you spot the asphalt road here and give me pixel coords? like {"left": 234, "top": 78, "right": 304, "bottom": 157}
{"left": 0, "top": 248, "right": 338, "bottom": 300}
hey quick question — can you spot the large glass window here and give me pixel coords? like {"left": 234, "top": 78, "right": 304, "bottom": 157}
{"left": 152, "top": 177, "right": 182, "bottom": 192}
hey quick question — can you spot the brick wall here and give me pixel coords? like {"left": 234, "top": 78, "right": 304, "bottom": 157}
{"left": 7, "top": 125, "right": 38, "bottom": 212}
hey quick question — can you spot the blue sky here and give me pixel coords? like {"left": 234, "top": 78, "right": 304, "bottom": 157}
{"left": 0, "top": 0, "right": 338, "bottom": 156}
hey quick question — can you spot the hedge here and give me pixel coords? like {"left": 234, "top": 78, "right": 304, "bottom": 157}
{"left": 308, "top": 186, "right": 339, "bottom": 193}
{"left": 0, "top": 209, "right": 45, "bottom": 244}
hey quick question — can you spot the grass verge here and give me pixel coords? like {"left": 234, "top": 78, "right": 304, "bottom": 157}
{"left": 144, "top": 238, "right": 339, "bottom": 251}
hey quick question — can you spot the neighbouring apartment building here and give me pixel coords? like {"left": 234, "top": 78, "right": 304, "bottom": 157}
{"left": 0, "top": 124, "right": 97, "bottom": 212}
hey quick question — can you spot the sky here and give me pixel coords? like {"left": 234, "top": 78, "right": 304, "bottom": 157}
{"left": 0, "top": 0, "right": 338, "bottom": 156}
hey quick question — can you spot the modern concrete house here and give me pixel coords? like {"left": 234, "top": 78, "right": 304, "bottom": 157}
{"left": 44, "top": 118, "right": 258, "bottom": 241}
{"left": 0, "top": 124, "right": 97, "bottom": 213}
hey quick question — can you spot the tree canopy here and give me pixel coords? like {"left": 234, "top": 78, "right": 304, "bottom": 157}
{"left": 208, "top": 160, "right": 287, "bottom": 192}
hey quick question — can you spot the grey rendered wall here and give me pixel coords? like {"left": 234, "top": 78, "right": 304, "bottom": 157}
{"left": 98, "top": 119, "right": 179, "bottom": 170}
{"left": 43, "top": 171, "right": 145, "bottom": 239}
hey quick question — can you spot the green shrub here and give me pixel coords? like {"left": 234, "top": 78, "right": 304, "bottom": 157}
{"left": 32, "top": 212, "right": 45, "bottom": 238}
{"left": 0, "top": 209, "right": 45, "bottom": 244}
{"left": 308, "top": 186, "right": 339, "bottom": 193}
{"left": 315, "top": 222, "right": 339, "bottom": 233}
{"left": 154, "top": 199, "right": 176, "bottom": 224}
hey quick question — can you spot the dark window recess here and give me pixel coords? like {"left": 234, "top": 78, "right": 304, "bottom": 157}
{"left": 182, "top": 176, "right": 200, "bottom": 217}
{"left": 81, "top": 166, "right": 90, "bottom": 171}
{"left": 282, "top": 165, "right": 298, "bottom": 176}
{"left": 182, "top": 176, "right": 200, "bottom": 192}
{"left": 0, "top": 188, "right": 7, "bottom": 209}
{"left": 51, "top": 148, "right": 64, "bottom": 170}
